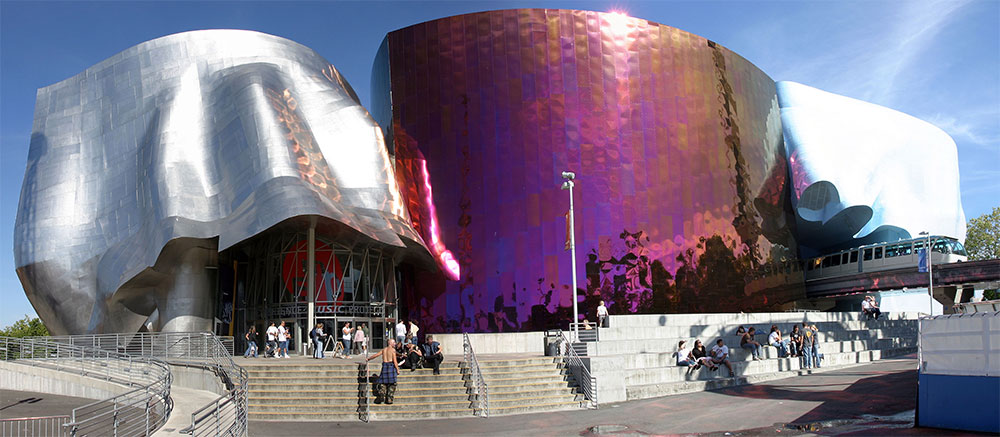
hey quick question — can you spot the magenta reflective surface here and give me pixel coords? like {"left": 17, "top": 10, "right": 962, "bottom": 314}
{"left": 373, "top": 9, "right": 802, "bottom": 332}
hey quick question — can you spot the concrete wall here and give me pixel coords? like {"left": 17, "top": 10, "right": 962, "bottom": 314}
{"left": 0, "top": 361, "right": 130, "bottom": 401}
{"left": 432, "top": 331, "right": 546, "bottom": 355}
{"left": 167, "top": 363, "right": 227, "bottom": 395}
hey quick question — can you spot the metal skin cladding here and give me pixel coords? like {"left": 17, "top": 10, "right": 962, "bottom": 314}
{"left": 15, "top": 30, "right": 437, "bottom": 335}
{"left": 372, "top": 9, "right": 802, "bottom": 333}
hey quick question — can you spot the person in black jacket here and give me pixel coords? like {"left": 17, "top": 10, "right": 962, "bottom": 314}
{"left": 423, "top": 335, "right": 444, "bottom": 375}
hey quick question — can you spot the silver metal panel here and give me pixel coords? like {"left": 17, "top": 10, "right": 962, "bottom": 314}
{"left": 15, "top": 30, "right": 424, "bottom": 334}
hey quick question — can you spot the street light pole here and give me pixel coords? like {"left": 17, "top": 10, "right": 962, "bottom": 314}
{"left": 561, "top": 172, "right": 579, "bottom": 342}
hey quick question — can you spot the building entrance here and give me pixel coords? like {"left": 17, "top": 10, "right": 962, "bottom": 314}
{"left": 227, "top": 228, "right": 403, "bottom": 355}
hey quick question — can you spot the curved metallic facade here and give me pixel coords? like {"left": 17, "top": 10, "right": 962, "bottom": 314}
{"left": 15, "top": 30, "right": 437, "bottom": 334}
{"left": 373, "top": 9, "right": 801, "bottom": 332}
{"left": 777, "top": 81, "right": 967, "bottom": 258}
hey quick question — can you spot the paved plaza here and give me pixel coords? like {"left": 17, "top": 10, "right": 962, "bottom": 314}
{"left": 247, "top": 354, "right": 974, "bottom": 436}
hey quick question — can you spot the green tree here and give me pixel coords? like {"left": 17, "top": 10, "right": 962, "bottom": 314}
{"left": 965, "top": 207, "right": 1000, "bottom": 261}
{"left": 0, "top": 316, "right": 49, "bottom": 338}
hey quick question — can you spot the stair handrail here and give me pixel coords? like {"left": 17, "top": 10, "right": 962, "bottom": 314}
{"left": 1, "top": 335, "right": 173, "bottom": 436}
{"left": 36, "top": 332, "right": 246, "bottom": 436}
{"left": 462, "top": 333, "right": 489, "bottom": 417}
{"left": 556, "top": 329, "right": 598, "bottom": 408}
{"left": 359, "top": 337, "right": 371, "bottom": 422}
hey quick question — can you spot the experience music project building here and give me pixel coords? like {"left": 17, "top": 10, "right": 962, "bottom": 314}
{"left": 15, "top": 10, "right": 965, "bottom": 346}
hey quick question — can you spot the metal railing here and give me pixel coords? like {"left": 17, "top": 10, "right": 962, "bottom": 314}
{"left": 0, "top": 336, "right": 173, "bottom": 436}
{"left": 462, "top": 333, "right": 489, "bottom": 417}
{"left": 37, "top": 333, "right": 234, "bottom": 359}
{"left": 568, "top": 322, "right": 600, "bottom": 342}
{"left": 953, "top": 300, "right": 1000, "bottom": 314}
{"left": 556, "top": 330, "right": 598, "bottom": 408}
{"left": 37, "top": 332, "right": 246, "bottom": 436}
{"left": 0, "top": 415, "right": 70, "bottom": 436}
{"left": 358, "top": 337, "right": 371, "bottom": 422}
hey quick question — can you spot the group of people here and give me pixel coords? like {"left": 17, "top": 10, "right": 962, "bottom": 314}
{"left": 242, "top": 321, "right": 292, "bottom": 358}
{"left": 733, "top": 323, "right": 823, "bottom": 368}
{"left": 675, "top": 338, "right": 735, "bottom": 377}
{"left": 674, "top": 323, "right": 825, "bottom": 374}
{"left": 306, "top": 322, "right": 369, "bottom": 359}
{"left": 861, "top": 295, "right": 882, "bottom": 320}
{"left": 394, "top": 319, "right": 421, "bottom": 346}
{"left": 366, "top": 335, "right": 444, "bottom": 404}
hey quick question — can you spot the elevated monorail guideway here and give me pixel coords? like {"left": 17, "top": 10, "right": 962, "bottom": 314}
{"left": 804, "top": 258, "right": 1000, "bottom": 301}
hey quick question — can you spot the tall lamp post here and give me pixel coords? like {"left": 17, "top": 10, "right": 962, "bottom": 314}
{"left": 561, "top": 171, "right": 579, "bottom": 342}
{"left": 919, "top": 231, "right": 934, "bottom": 316}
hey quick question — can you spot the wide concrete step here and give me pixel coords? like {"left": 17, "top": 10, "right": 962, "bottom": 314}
{"left": 248, "top": 395, "right": 360, "bottom": 406}
{"left": 469, "top": 363, "right": 562, "bottom": 373}
{"left": 476, "top": 369, "right": 565, "bottom": 380}
{"left": 365, "top": 409, "right": 474, "bottom": 420}
{"left": 595, "top": 320, "right": 916, "bottom": 342}
{"left": 249, "top": 411, "right": 363, "bottom": 421}
{"left": 586, "top": 329, "right": 915, "bottom": 356}
{"left": 476, "top": 400, "right": 584, "bottom": 416}
{"left": 606, "top": 312, "right": 920, "bottom": 329}
{"left": 478, "top": 374, "right": 569, "bottom": 386}
{"left": 472, "top": 387, "right": 577, "bottom": 401}
{"left": 486, "top": 380, "right": 580, "bottom": 394}
{"left": 624, "top": 347, "right": 914, "bottom": 401}
{"left": 622, "top": 347, "right": 914, "bottom": 387}
{"left": 472, "top": 358, "right": 558, "bottom": 367}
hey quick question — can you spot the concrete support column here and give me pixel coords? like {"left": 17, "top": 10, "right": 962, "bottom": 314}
{"left": 307, "top": 217, "right": 316, "bottom": 341}
{"left": 155, "top": 244, "right": 216, "bottom": 332}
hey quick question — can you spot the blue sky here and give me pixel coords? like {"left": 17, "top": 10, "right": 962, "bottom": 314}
{"left": 1, "top": 0, "right": 997, "bottom": 327}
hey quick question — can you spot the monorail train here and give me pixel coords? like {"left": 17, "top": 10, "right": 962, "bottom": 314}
{"left": 804, "top": 236, "right": 967, "bottom": 281}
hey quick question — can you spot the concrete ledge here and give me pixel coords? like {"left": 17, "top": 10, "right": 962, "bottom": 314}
{"left": 0, "top": 360, "right": 131, "bottom": 401}
{"left": 433, "top": 331, "right": 545, "bottom": 355}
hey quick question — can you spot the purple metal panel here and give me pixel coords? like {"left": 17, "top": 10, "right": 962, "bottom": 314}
{"left": 380, "top": 9, "right": 801, "bottom": 332}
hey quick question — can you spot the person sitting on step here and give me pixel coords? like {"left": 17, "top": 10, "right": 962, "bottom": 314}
{"left": 690, "top": 339, "right": 716, "bottom": 370}
{"left": 422, "top": 335, "right": 444, "bottom": 375}
{"left": 789, "top": 325, "right": 804, "bottom": 357}
{"left": 710, "top": 338, "right": 735, "bottom": 377}
{"left": 403, "top": 342, "right": 423, "bottom": 371}
{"left": 675, "top": 340, "right": 696, "bottom": 368}
{"left": 740, "top": 327, "right": 763, "bottom": 360}
{"left": 367, "top": 338, "right": 400, "bottom": 404}
{"left": 768, "top": 325, "right": 790, "bottom": 358}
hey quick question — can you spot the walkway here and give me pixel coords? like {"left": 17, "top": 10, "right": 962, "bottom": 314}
{"left": 249, "top": 354, "right": 959, "bottom": 436}
{"left": 0, "top": 389, "right": 92, "bottom": 419}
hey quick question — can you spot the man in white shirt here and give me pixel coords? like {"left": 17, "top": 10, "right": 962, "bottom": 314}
{"left": 277, "top": 321, "right": 290, "bottom": 358}
{"left": 395, "top": 320, "right": 406, "bottom": 345}
{"left": 596, "top": 301, "right": 609, "bottom": 328}
{"left": 710, "top": 338, "right": 735, "bottom": 377}
{"left": 265, "top": 322, "right": 279, "bottom": 358}
{"left": 407, "top": 321, "right": 419, "bottom": 344}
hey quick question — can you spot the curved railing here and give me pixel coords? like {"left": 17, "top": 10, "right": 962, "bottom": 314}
{"left": 38, "top": 332, "right": 246, "bottom": 436}
{"left": 462, "top": 333, "right": 489, "bottom": 417}
{"left": 556, "top": 330, "right": 598, "bottom": 408}
{"left": 0, "top": 336, "right": 173, "bottom": 436}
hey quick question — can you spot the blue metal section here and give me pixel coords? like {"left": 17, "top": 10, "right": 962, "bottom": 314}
{"left": 918, "top": 373, "right": 1000, "bottom": 433}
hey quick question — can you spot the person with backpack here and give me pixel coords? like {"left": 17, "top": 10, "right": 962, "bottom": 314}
{"left": 423, "top": 334, "right": 444, "bottom": 375}
{"left": 310, "top": 322, "right": 327, "bottom": 359}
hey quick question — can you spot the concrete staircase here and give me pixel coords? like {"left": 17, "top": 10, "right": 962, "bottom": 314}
{"left": 246, "top": 361, "right": 363, "bottom": 421}
{"left": 474, "top": 357, "right": 585, "bottom": 416}
{"left": 245, "top": 356, "right": 587, "bottom": 421}
{"left": 583, "top": 312, "right": 919, "bottom": 403}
